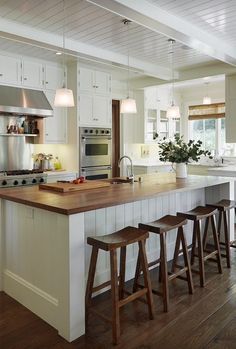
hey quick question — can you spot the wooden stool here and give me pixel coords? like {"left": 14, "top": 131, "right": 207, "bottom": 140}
{"left": 85, "top": 226, "right": 154, "bottom": 345}
{"left": 134, "top": 215, "right": 194, "bottom": 313}
{"left": 177, "top": 206, "right": 222, "bottom": 287}
{"left": 206, "top": 200, "right": 236, "bottom": 268}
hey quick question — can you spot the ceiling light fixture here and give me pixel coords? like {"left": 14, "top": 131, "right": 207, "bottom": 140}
{"left": 54, "top": 0, "right": 74, "bottom": 107}
{"left": 203, "top": 82, "right": 212, "bottom": 105}
{"left": 166, "top": 39, "right": 180, "bottom": 119}
{"left": 120, "top": 19, "right": 137, "bottom": 114}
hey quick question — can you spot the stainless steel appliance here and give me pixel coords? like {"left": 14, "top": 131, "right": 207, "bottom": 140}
{"left": 0, "top": 85, "right": 53, "bottom": 117}
{"left": 80, "top": 127, "right": 112, "bottom": 180}
{"left": 80, "top": 165, "right": 112, "bottom": 180}
{"left": 0, "top": 169, "right": 47, "bottom": 188}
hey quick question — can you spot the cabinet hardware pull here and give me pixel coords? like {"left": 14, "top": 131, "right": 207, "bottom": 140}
{"left": 24, "top": 77, "right": 27, "bottom": 80}
{"left": 46, "top": 81, "right": 48, "bottom": 84}
{"left": 0, "top": 73, "right": 3, "bottom": 76}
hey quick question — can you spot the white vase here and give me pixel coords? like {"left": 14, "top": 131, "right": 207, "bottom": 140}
{"left": 175, "top": 163, "right": 187, "bottom": 178}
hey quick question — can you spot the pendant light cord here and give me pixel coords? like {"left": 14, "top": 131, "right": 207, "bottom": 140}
{"left": 123, "top": 19, "right": 131, "bottom": 98}
{"left": 62, "top": 0, "right": 66, "bottom": 88}
{"left": 169, "top": 39, "right": 175, "bottom": 107}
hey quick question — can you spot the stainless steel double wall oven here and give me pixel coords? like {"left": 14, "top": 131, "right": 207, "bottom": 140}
{"left": 79, "top": 127, "right": 112, "bottom": 180}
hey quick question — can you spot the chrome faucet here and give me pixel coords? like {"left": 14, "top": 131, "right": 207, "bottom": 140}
{"left": 118, "top": 155, "right": 134, "bottom": 183}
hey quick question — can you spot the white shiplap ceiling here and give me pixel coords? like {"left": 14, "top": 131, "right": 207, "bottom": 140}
{"left": 0, "top": 0, "right": 235, "bottom": 82}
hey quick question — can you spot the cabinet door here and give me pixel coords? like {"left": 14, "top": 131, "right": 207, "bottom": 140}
{"left": 79, "top": 93, "right": 93, "bottom": 125}
{"left": 95, "top": 71, "right": 111, "bottom": 95}
{"left": 44, "top": 91, "right": 67, "bottom": 143}
{"left": 22, "top": 60, "right": 43, "bottom": 89}
{"left": 0, "top": 55, "right": 21, "bottom": 85}
{"left": 79, "top": 67, "right": 94, "bottom": 93}
{"left": 93, "top": 95, "right": 111, "bottom": 126}
{"left": 45, "top": 64, "right": 64, "bottom": 90}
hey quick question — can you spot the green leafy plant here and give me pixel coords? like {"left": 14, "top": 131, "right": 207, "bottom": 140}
{"left": 158, "top": 134, "right": 213, "bottom": 164}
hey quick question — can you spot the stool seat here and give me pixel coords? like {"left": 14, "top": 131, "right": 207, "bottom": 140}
{"left": 135, "top": 215, "right": 194, "bottom": 312}
{"left": 207, "top": 199, "right": 236, "bottom": 211}
{"left": 139, "top": 215, "right": 187, "bottom": 234}
{"left": 177, "top": 206, "right": 217, "bottom": 221}
{"left": 86, "top": 226, "right": 154, "bottom": 345}
{"left": 177, "top": 205, "right": 222, "bottom": 287}
{"left": 87, "top": 226, "right": 148, "bottom": 251}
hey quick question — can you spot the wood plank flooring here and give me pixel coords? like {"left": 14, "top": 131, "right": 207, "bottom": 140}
{"left": 1, "top": 249, "right": 236, "bottom": 349}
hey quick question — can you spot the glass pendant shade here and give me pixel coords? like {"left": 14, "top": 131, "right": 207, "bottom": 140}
{"left": 120, "top": 97, "right": 137, "bottom": 114}
{"left": 54, "top": 87, "right": 75, "bottom": 107}
{"left": 203, "top": 96, "right": 211, "bottom": 105}
{"left": 166, "top": 104, "right": 180, "bottom": 119}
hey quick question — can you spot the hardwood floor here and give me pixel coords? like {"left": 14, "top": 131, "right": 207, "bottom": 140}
{"left": 1, "top": 249, "right": 236, "bottom": 349}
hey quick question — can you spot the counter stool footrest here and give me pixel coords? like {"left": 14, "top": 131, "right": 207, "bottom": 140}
{"left": 168, "top": 267, "right": 188, "bottom": 281}
{"left": 119, "top": 289, "right": 147, "bottom": 308}
{"left": 148, "top": 258, "right": 161, "bottom": 269}
{"left": 204, "top": 251, "right": 218, "bottom": 261}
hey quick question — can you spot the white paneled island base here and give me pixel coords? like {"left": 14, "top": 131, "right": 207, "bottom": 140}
{"left": 0, "top": 177, "right": 234, "bottom": 342}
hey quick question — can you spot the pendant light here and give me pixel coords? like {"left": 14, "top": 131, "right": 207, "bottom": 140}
{"left": 120, "top": 19, "right": 137, "bottom": 114}
{"left": 166, "top": 39, "right": 180, "bottom": 119}
{"left": 54, "top": 0, "right": 74, "bottom": 107}
{"left": 203, "top": 82, "right": 212, "bottom": 105}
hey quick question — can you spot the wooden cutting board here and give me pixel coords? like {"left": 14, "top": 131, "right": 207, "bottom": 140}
{"left": 39, "top": 180, "right": 111, "bottom": 193}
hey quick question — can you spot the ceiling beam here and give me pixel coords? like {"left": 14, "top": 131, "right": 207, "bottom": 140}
{"left": 0, "top": 17, "right": 172, "bottom": 80}
{"left": 87, "top": 0, "right": 236, "bottom": 66}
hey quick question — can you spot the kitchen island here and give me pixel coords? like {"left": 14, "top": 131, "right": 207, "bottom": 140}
{"left": 0, "top": 175, "right": 234, "bottom": 342}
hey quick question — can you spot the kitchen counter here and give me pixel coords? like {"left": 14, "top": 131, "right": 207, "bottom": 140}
{"left": 0, "top": 175, "right": 232, "bottom": 215}
{"left": 0, "top": 174, "right": 234, "bottom": 343}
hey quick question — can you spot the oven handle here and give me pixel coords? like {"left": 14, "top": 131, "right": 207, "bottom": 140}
{"left": 81, "top": 136, "right": 112, "bottom": 140}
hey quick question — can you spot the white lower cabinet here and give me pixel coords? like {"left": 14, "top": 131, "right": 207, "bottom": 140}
{"left": 79, "top": 93, "right": 111, "bottom": 127}
{"left": 44, "top": 91, "right": 67, "bottom": 144}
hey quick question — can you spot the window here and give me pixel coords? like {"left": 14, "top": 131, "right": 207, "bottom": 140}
{"left": 189, "top": 118, "right": 236, "bottom": 156}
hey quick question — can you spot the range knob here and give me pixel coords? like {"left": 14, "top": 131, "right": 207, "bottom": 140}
{"left": 101, "top": 130, "right": 105, "bottom": 134}
{"left": 105, "top": 130, "right": 110, "bottom": 134}
{"left": 2, "top": 180, "right": 7, "bottom": 186}
{"left": 89, "top": 129, "right": 93, "bottom": 133}
{"left": 84, "top": 129, "right": 88, "bottom": 133}
{"left": 39, "top": 178, "right": 44, "bottom": 183}
{"left": 13, "top": 180, "right": 18, "bottom": 186}
{"left": 95, "top": 129, "right": 98, "bottom": 134}
{"left": 32, "top": 178, "right": 37, "bottom": 184}
{"left": 22, "top": 179, "right": 27, "bottom": 185}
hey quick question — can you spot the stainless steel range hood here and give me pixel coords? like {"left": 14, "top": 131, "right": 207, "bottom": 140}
{"left": 0, "top": 85, "right": 53, "bottom": 117}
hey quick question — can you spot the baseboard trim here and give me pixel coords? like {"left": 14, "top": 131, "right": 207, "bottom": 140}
{"left": 3, "top": 269, "right": 59, "bottom": 329}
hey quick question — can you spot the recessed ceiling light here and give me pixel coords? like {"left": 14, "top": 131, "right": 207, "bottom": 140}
{"left": 56, "top": 52, "right": 62, "bottom": 55}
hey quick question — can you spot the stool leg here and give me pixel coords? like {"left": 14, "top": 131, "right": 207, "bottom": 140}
{"left": 223, "top": 211, "right": 231, "bottom": 268}
{"left": 138, "top": 240, "right": 154, "bottom": 320}
{"left": 196, "top": 220, "right": 205, "bottom": 287}
{"left": 211, "top": 215, "right": 223, "bottom": 274}
{"left": 133, "top": 249, "right": 141, "bottom": 293}
{"left": 217, "top": 211, "right": 223, "bottom": 238}
{"left": 179, "top": 226, "right": 194, "bottom": 295}
{"left": 191, "top": 221, "right": 197, "bottom": 265}
{"left": 171, "top": 228, "right": 181, "bottom": 273}
{"left": 119, "top": 246, "right": 126, "bottom": 299}
{"left": 160, "top": 233, "right": 169, "bottom": 312}
{"left": 85, "top": 246, "right": 99, "bottom": 326}
{"left": 202, "top": 217, "right": 209, "bottom": 250}
{"left": 110, "top": 249, "right": 120, "bottom": 345}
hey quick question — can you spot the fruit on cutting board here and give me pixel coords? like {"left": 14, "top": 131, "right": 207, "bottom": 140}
{"left": 72, "top": 176, "right": 86, "bottom": 184}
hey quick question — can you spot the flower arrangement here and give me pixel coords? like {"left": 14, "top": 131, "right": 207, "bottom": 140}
{"left": 158, "top": 134, "right": 212, "bottom": 164}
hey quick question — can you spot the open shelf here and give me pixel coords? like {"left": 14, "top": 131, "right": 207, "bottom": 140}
{"left": 0, "top": 133, "right": 38, "bottom": 137}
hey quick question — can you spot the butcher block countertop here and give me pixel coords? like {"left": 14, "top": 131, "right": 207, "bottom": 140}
{"left": 0, "top": 175, "right": 232, "bottom": 215}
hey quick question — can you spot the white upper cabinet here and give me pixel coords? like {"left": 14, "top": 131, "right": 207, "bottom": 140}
{"left": 79, "top": 67, "right": 111, "bottom": 95}
{"left": 44, "top": 90, "right": 67, "bottom": 144}
{"left": 44, "top": 64, "right": 64, "bottom": 90}
{"left": 226, "top": 74, "right": 236, "bottom": 142}
{"left": 0, "top": 55, "right": 21, "bottom": 85}
{"left": 22, "top": 60, "right": 43, "bottom": 89}
{"left": 78, "top": 66, "right": 112, "bottom": 127}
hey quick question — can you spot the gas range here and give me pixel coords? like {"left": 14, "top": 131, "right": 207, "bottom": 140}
{"left": 0, "top": 169, "right": 47, "bottom": 188}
